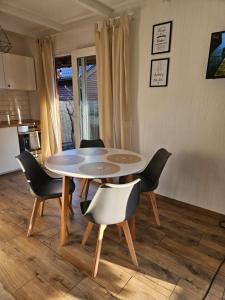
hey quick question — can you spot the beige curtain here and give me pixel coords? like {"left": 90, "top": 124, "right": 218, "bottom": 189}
{"left": 38, "top": 38, "right": 61, "bottom": 161}
{"left": 95, "top": 15, "right": 132, "bottom": 149}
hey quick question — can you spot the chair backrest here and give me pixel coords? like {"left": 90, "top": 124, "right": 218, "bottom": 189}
{"left": 80, "top": 139, "right": 105, "bottom": 148}
{"left": 16, "top": 151, "right": 51, "bottom": 189}
{"left": 82, "top": 179, "right": 141, "bottom": 225}
{"left": 143, "top": 148, "right": 171, "bottom": 187}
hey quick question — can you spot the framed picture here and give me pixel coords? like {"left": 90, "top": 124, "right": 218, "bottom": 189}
{"left": 152, "top": 21, "right": 172, "bottom": 54}
{"left": 149, "top": 58, "right": 170, "bottom": 87}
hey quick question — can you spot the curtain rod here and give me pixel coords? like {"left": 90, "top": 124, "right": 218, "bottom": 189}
{"left": 48, "top": 12, "right": 135, "bottom": 39}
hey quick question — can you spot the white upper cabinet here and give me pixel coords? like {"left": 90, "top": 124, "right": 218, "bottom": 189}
{"left": 0, "top": 54, "right": 5, "bottom": 89}
{"left": 0, "top": 53, "right": 36, "bottom": 91}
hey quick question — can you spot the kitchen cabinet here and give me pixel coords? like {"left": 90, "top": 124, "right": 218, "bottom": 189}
{"left": 3, "top": 53, "right": 36, "bottom": 91}
{"left": 0, "top": 127, "right": 20, "bottom": 174}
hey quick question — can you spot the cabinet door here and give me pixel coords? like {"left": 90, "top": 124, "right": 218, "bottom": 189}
{"left": 3, "top": 53, "right": 36, "bottom": 91}
{"left": 0, "top": 127, "right": 20, "bottom": 174}
{"left": 0, "top": 54, "right": 6, "bottom": 89}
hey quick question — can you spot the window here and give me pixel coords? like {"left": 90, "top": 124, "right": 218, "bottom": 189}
{"left": 77, "top": 55, "right": 99, "bottom": 140}
{"left": 72, "top": 47, "right": 99, "bottom": 145}
{"left": 55, "top": 55, "right": 75, "bottom": 150}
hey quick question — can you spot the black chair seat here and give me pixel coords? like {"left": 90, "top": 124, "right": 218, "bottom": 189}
{"left": 80, "top": 200, "right": 91, "bottom": 215}
{"left": 31, "top": 178, "right": 75, "bottom": 199}
{"left": 134, "top": 174, "right": 158, "bottom": 193}
{"left": 134, "top": 148, "right": 171, "bottom": 193}
{"left": 16, "top": 151, "right": 75, "bottom": 237}
{"left": 80, "top": 139, "right": 105, "bottom": 148}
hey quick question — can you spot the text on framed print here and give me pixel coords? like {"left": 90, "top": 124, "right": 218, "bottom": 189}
{"left": 149, "top": 58, "right": 170, "bottom": 87}
{"left": 152, "top": 21, "right": 172, "bottom": 54}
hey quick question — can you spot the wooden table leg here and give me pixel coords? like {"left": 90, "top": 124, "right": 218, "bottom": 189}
{"left": 60, "top": 176, "right": 70, "bottom": 246}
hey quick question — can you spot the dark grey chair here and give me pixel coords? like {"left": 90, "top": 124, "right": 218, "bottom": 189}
{"left": 16, "top": 151, "right": 75, "bottom": 237}
{"left": 80, "top": 139, "right": 105, "bottom": 148}
{"left": 80, "top": 179, "right": 141, "bottom": 277}
{"left": 79, "top": 139, "right": 106, "bottom": 199}
{"left": 135, "top": 148, "right": 171, "bottom": 225}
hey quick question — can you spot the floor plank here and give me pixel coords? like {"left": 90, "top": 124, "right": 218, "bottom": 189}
{"left": 118, "top": 273, "right": 172, "bottom": 300}
{"left": 0, "top": 172, "right": 224, "bottom": 299}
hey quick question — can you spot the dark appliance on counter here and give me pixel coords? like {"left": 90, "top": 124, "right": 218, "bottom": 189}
{"left": 17, "top": 122, "right": 41, "bottom": 160}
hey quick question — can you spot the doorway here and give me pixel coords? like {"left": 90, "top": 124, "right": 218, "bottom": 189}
{"left": 72, "top": 47, "right": 99, "bottom": 145}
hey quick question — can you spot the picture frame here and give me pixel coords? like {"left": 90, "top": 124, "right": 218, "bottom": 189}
{"left": 151, "top": 21, "right": 172, "bottom": 55}
{"left": 206, "top": 31, "right": 225, "bottom": 79}
{"left": 149, "top": 58, "right": 170, "bottom": 87}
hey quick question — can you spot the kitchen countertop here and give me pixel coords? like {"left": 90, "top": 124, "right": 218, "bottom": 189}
{"left": 0, "top": 119, "right": 40, "bottom": 128}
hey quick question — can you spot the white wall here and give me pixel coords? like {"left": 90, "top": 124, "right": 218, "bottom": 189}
{"left": 52, "top": 23, "right": 95, "bottom": 56}
{"left": 136, "top": 0, "right": 225, "bottom": 214}
{"left": 7, "top": 31, "right": 32, "bottom": 56}
{"left": 24, "top": 38, "right": 41, "bottom": 121}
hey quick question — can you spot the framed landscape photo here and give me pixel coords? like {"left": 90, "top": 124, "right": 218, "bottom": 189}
{"left": 149, "top": 58, "right": 170, "bottom": 87}
{"left": 152, "top": 21, "right": 172, "bottom": 54}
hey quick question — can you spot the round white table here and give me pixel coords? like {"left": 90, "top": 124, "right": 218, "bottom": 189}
{"left": 45, "top": 148, "right": 147, "bottom": 245}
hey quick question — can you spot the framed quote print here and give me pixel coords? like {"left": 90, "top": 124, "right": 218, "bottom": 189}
{"left": 149, "top": 58, "right": 170, "bottom": 87}
{"left": 152, "top": 21, "right": 172, "bottom": 54}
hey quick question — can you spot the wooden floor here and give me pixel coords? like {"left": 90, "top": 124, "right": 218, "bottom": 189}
{"left": 0, "top": 172, "right": 225, "bottom": 300}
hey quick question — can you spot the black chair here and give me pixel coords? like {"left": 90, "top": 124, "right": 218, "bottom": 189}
{"left": 80, "top": 139, "right": 105, "bottom": 148}
{"left": 80, "top": 179, "right": 141, "bottom": 277}
{"left": 135, "top": 148, "right": 171, "bottom": 225}
{"left": 16, "top": 151, "right": 75, "bottom": 237}
{"left": 79, "top": 139, "right": 106, "bottom": 199}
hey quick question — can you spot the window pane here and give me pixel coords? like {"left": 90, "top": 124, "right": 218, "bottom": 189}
{"left": 77, "top": 55, "right": 99, "bottom": 140}
{"left": 55, "top": 55, "right": 75, "bottom": 150}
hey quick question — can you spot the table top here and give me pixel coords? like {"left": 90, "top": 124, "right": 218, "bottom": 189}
{"left": 45, "top": 148, "right": 147, "bottom": 179}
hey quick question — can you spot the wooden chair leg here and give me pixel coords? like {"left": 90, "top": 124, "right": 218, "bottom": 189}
{"left": 27, "top": 198, "right": 41, "bottom": 237}
{"left": 39, "top": 201, "right": 45, "bottom": 216}
{"left": 93, "top": 224, "right": 107, "bottom": 277}
{"left": 148, "top": 192, "right": 160, "bottom": 225}
{"left": 58, "top": 197, "right": 69, "bottom": 237}
{"left": 79, "top": 179, "right": 87, "bottom": 198}
{"left": 129, "top": 216, "right": 136, "bottom": 240}
{"left": 69, "top": 194, "right": 74, "bottom": 216}
{"left": 122, "top": 220, "right": 138, "bottom": 267}
{"left": 83, "top": 179, "right": 90, "bottom": 200}
{"left": 81, "top": 222, "right": 94, "bottom": 246}
{"left": 58, "top": 197, "right": 62, "bottom": 208}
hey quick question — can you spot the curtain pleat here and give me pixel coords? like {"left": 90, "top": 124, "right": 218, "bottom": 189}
{"left": 38, "top": 38, "right": 61, "bottom": 161}
{"left": 95, "top": 15, "right": 132, "bottom": 149}
{"left": 95, "top": 22, "right": 114, "bottom": 147}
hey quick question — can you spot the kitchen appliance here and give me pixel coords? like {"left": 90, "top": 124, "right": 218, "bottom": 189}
{"left": 17, "top": 122, "right": 41, "bottom": 159}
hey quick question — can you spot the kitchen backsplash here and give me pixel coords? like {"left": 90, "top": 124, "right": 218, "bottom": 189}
{"left": 0, "top": 90, "right": 31, "bottom": 122}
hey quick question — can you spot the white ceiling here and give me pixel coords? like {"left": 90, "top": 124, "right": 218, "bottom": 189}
{"left": 0, "top": 0, "right": 144, "bottom": 37}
